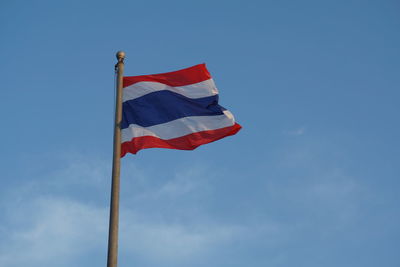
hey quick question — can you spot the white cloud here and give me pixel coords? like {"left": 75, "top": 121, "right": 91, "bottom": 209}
{"left": 263, "top": 140, "right": 366, "bottom": 236}
{"left": 120, "top": 212, "right": 244, "bottom": 263}
{"left": 1, "top": 143, "right": 368, "bottom": 267}
{"left": 283, "top": 126, "right": 306, "bottom": 136}
{"left": 131, "top": 164, "right": 211, "bottom": 201}
{"left": 117, "top": 163, "right": 247, "bottom": 263}
{"left": 0, "top": 156, "right": 248, "bottom": 267}
{"left": 0, "top": 197, "right": 108, "bottom": 267}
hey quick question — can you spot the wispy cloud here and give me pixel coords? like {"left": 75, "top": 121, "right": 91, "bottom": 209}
{"left": 283, "top": 126, "right": 306, "bottom": 136}
{"left": 0, "top": 141, "right": 373, "bottom": 267}
{"left": 120, "top": 211, "right": 244, "bottom": 263}
{"left": 262, "top": 138, "right": 367, "bottom": 237}
{"left": 0, "top": 197, "right": 107, "bottom": 267}
{"left": 0, "top": 155, "right": 248, "bottom": 267}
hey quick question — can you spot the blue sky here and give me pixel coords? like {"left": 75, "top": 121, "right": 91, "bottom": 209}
{"left": 1, "top": 0, "right": 399, "bottom": 266}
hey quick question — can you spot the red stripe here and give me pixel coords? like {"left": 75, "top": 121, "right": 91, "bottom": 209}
{"left": 123, "top": 63, "right": 211, "bottom": 88}
{"left": 121, "top": 123, "right": 241, "bottom": 157}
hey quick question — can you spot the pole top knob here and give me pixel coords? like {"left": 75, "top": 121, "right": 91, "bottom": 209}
{"left": 116, "top": 51, "right": 126, "bottom": 60}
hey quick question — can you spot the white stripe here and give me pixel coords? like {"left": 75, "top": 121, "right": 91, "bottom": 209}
{"left": 123, "top": 79, "right": 218, "bottom": 102}
{"left": 121, "top": 110, "right": 235, "bottom": 142}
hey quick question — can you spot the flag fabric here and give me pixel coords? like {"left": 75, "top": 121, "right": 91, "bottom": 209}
{"left": 121, "top": 64, "right": 241, "bottom": 157}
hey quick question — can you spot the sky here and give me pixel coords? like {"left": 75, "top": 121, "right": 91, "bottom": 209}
{"left": 0, "top": 0, "right": 399, "bottom": 266}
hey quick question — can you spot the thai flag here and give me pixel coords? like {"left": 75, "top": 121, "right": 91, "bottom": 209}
{"left": 121, "top": 64, "right": 241, "bottom": 156}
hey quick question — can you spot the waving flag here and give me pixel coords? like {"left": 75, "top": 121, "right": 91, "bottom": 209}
{"left": 121, "top": 64, "right": 241, "bottom": 156}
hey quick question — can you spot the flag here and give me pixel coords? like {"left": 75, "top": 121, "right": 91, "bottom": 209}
{"left": 121, "top": 63, "right": 241, "bottom": 156}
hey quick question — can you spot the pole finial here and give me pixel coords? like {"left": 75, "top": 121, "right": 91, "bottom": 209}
{"left": 116, "top": 51, "right": 126, "bottom": 61}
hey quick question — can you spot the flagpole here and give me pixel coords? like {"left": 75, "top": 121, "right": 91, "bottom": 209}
{"left": 107, "top": 51, "right": 125, "bottom": 267}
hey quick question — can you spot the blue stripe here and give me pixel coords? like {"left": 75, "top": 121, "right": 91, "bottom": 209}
{"left": 122, "top": 90, "right": 226, "bottom": 129}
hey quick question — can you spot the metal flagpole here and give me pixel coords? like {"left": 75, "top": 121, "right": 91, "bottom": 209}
{"left": 107, "top": 51, "right": 125, "bottom": 267}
